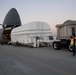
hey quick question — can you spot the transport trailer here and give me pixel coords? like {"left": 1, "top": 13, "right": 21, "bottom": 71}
{"left": 11, "top": 21, "right": 53, "bottom": 47}
{"left": 52, "top": 20, "right": 76, "bottom": 52}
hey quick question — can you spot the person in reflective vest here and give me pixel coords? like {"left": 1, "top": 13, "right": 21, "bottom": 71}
{"left": 70, "top": 34, "right": 76, "bottom": 56}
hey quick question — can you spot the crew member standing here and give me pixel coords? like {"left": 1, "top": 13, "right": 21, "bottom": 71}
{"left": 70, "top": 34, "right": 76, "bottom": 56}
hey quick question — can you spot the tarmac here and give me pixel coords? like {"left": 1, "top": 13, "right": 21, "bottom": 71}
{"left": 0, "top": 44, "right": 76, "bottom": 75}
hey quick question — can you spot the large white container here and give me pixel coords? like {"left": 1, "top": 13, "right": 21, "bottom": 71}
{"left": 11, "top": 21, "right": 52, "bottom": 47}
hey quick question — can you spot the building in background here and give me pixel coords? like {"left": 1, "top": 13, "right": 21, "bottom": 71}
{"left": 56, "top": 20, "right": 76, "bottom": 39}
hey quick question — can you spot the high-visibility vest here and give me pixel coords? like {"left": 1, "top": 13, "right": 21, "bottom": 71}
{"left": 70, "top": 38, "right": 74, "bottom": 46}
{"left": 70, "top": 37, "right": 76, "bottom": 46}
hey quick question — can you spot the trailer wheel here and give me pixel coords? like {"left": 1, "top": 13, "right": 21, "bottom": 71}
{"left": 68, "top": 45, "right": 73, "bottom": 52}
{"left": 53, "top": 42, "right": 61, "bottom": 50}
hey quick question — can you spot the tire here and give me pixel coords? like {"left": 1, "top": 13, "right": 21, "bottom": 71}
{"left": 53, "top": 42, "right": 61, "bottom": 50}
{"left": 68, "top": 45, "right": 73, "bottom": 52}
